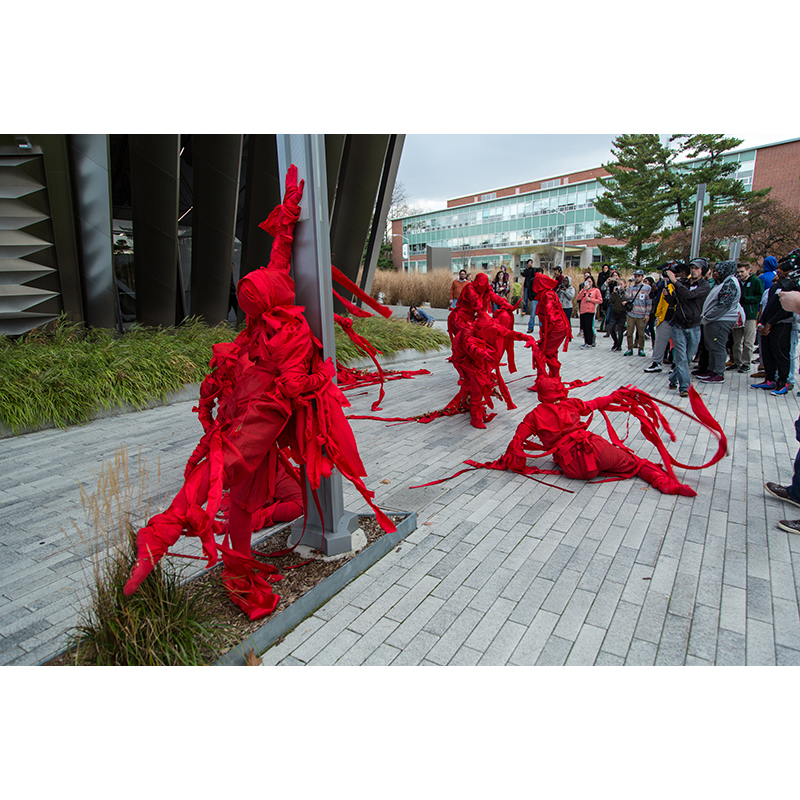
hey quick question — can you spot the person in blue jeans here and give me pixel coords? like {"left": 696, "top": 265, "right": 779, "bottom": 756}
{"left": 764, "top": 287, "right": 800, "bottom": 534}
{"left": 664, "top": 258, "right": 710, "bottom": 396}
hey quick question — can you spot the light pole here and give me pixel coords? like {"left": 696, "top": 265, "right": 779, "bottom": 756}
{"left": 554, "top": 209, "right": 567, "bottom": 270}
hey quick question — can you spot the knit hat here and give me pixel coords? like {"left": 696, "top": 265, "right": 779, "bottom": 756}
{"left": 714, "top": 260, "right": 738, "bottom": 280}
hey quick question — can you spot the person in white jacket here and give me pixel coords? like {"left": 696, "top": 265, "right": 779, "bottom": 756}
{"left": 698, "top": 260, "right": 741, "bottom": 384}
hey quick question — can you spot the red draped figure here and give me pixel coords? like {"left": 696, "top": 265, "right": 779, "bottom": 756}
{"left": 123, "top": 166, "right": 395, "bottom": 619}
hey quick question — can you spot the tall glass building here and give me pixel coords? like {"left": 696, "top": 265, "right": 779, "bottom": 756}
{"left": 391, "top": 138, "right": 797, "bottom": 275}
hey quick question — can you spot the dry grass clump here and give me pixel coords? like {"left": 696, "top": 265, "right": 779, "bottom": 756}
{"left": 64, "top": 447, "right": 237, "bottom": 666}
{"left": 371, "top": 268, "right": 459, "bottom": 309}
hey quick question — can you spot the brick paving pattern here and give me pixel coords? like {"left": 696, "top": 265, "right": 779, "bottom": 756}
{"left": 3, "top": 313, "right": 800, "bottom": 666}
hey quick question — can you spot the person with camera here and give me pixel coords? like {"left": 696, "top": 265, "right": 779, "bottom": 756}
{"left": 623, "top": 269, "right": 652, "bottom": 357}
{"left": 576, "top": 274, "right": 603, "bottom": 348}
{"left": 555, "top": 272, "right": 575, "bottom": 322}
{"left": 606, "top": 279, "right": 628, "bottom": 352}
{"left": 752, "top": 257, "right": 796, "bottom": 395}
{"left": 644, "top": 263, "right": 683, "bottom": 373}
{"left": 664, "top": 257, "right": 711, "bottom": 397}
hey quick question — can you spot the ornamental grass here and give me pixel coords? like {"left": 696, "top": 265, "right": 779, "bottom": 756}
{"left": 0, "top": 312, "right": 448, "bottom": 435}
{"left": 0, "top": 315, "right": 238, "bottom": 434}
{"left": 65, "top": 447, "right": 237, "bottom": 666}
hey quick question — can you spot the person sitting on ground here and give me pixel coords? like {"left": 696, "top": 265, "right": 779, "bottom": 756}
{"left": 408, "top": 305, "right": 434, "bottom": 327}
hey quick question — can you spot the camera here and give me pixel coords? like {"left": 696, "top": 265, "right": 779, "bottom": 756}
{"left": 778, "top": 249, "right": 800, "bottom": 292}
{"left": 660, "top": 260, "right": 687, "bottom": 278}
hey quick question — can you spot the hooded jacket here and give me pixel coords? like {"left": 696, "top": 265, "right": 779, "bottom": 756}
{"left": 760, "top": 256, "right": 778, "bottom": 293}
{"left": 701, "top": 261, "right": 742, "bottom": 324}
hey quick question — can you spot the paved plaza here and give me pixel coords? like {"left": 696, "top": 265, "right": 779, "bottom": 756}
{"left": 3, "top": 312, "right": 800, "bottom": 666}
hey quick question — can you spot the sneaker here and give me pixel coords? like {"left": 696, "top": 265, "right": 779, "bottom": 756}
{"left": 700, "top": 374, "right": 724, "bottom": 383}
{"left": 725, "top": 364, "right": 739, "bottom": 371}
{"left": 751, "top": 381, "right": 776, "bottom": 390}
{"left": 737, "top": 366, "right": 750, "bottom": 374}
{"left": 691, "top": 368, "right": 709, "bottom": 376}
{"left": 679, "top": 390, "right": 689, "bottom": 397}
{"left": 669, "top": 382, "right": 677, "bottom": 390}
{"left": 772, "top": 386, "right": 790, "bottom": 396}
{"left": 644, "top": 362, "right": 662, "bottom": 373}
{"left": 693, "top": 372, "right": 712, "bottom": 380}
{"left": 580, "top": 343, "right": 591, "bottom": 349}
{"left": 765, "top": 483, "right": 800, "bottom": 509}
{"left": 638, "top": 350, "right": 647, "bottom": 357}
{"left": 777, "top": 519, "right": 800, "bottom": 535}
{"left": 623, "top": 350, "right": 634, "bottom": 356}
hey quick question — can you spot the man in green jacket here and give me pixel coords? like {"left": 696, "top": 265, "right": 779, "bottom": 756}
{"left": 729, "top": 262, "right": 765, "bottom": 373}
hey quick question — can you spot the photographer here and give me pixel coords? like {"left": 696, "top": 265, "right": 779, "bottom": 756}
{"left": 752, "top": 256, "right": 796, "bottom": 395}
{"left": 644, "top": 262, "right": 684, "bottom": 373}
{"left": 623, "top": 269, "right": 652, "bottom": 357}
{"left": 555, "top": 272, "right": 575, "bottom": 321}
{"left": 664, "top": 257, "right": 711, "bottom": 397}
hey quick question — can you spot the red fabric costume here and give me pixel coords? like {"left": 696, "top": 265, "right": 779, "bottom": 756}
{"left": 462, "top": 377, "right": 727, "bottom": 495}
{"left": 123, "top": 166, "right": 395, "bottom": 620}
{"left": 350, "top": 312, "right": 535, "bottom": 429}
{"left": 447, "top": 272, "right": 516, "bottom": 342}
{"left": 530, "top": 273, "right": 572, "bottom": 379}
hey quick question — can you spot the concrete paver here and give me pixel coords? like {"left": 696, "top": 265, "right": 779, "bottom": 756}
{"left": 3, "top": 312, "right": 800, "bottom": 665}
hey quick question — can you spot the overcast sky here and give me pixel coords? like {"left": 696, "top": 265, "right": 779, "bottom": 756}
{"left": 395, "top": 133, "right": 800, "bottom": 213}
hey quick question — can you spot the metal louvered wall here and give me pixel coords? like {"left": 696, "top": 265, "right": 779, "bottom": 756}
{"left": 0, "top": 134, "right": 404, "bottom": 336}
{"left": 0, "top": 149, "right": 60, "bottom": 336}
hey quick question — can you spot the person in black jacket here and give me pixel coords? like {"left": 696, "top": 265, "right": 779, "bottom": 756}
{"left": 752, "top": 260, "right": 795, "bottom": 394}
{"left": 664, "top": 257, "right": 710, "bottom": 397}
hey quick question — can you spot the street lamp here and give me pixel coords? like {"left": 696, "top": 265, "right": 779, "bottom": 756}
{"left": 554, "top": 209, "right": 567, "bottom": 270}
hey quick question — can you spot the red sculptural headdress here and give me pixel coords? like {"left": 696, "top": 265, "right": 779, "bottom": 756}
{"left": 532, "top": 273, "right": 558, "bottom": 293}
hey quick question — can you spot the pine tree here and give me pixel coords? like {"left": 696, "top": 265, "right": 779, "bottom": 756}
{"left": 593, "top": 134, "right": 672, "bottom": 269}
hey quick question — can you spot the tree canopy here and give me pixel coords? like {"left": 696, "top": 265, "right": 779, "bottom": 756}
{"left": 594, "top": 133, "right": 772, "bottom": 269}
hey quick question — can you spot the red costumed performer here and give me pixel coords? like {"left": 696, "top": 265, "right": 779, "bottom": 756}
{"left": 529, "top": 272, "right": 572, "bottom": 379}
{"left": 460, "top": 373, "right": 727, "bottom": 496}
{"left": 447, "top": 271, "right": 517, "bottom": 342}
{"left": 123, "top": 166, "right": 395, "bottom": 620}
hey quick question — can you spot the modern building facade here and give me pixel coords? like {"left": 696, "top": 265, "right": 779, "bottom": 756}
{"left": 391, "top": 137, "right": 800, "bottom": 275}
{"left": 0, "top": 134, "right": 403, "bottom": 337}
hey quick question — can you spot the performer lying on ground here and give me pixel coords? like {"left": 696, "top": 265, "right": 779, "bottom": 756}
{"left": 123, "top": 166, "right": 395, "bottom": 620}
{"left": 413, "top": 354, "right": 727, "bottom": 496}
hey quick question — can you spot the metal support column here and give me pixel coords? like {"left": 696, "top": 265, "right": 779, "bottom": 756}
{"left": 277, "top": 134, "right": 358, "bottom": 556}
{"left": 690, "top": 184, "right": 706, "bottom": 261}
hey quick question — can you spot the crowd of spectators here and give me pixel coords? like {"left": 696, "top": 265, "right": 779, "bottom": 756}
{"left": 560, "top": 252, "right": 800, "bottom": 399}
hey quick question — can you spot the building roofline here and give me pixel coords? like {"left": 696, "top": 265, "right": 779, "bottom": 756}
{"left": 446, "top": 164, "right": 608, "bottom": 206}
{"left": 396, "top": 136, "right": 800, "bottom": 221}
